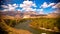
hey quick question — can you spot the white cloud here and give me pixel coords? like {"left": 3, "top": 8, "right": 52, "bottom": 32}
{"left": 40, "top": 9, "right": 43, "bottom": 11}
{"left": 33, "top": 8, "right": 36, "bottom": 11}
{"left": 53, "top": 11, "right": 58, "bottom": 13}
{"left": 36, "top": 9, "right": 43, "bottom": 12}
{"left": 1, "top": 5, "right": 8, "bottom": 8}
{"left": 21, "top": 8, "right": 37, "bottom": 11}
{"left": 40, "top": 2, "right": 48, "bottom": 8}
{"left": 3, "top": 9, "right": 8, "bottom": 11}
{"left": 2, "top": 4, "right": 18, "bottom": 11}
{"left": 40, "top": 2, "right": 55, "bottom": 8}
{"left": 52, "top": 6, "right": 56, "bottom": 8}
{"left": 13, "top": 4, "right": 17, "bottom": 6}
{"left": 20, "top": 1, "right": 33, "bottom": 8}
{"left": 52, "top": 2, "right": 60, "bottom": 8}
{"left": 2, "top": 1, "right": 37, "bottom": 11}
{"left": 39, "top": 9, "right": 44, "bottom": 14}
{"left": 26, "top": 8, "right": 32, "bottom": 11}
{"left": 20, "top": 1, "right": 37, "bottom": 11}
{"left": 32, "top": 3, "right": 37, "bottom": 7}
{"left": 20, "top": 4, "right": 24, "bottom": 8}
{"left": 48, "top": 3, "right": 55, "bottom": 7}
{"left": 17, "top": 9, "right": 21, "bottom": 11}
{"left": 36, "top": 9, "right": 44, "bottom": 14}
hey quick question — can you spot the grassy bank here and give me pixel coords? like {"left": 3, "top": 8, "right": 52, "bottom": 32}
{"left": 27, "top": 18, "right": 60, "bottom": 32}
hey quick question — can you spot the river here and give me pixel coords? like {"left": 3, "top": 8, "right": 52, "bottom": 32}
{"left": 14, "top": 20, "right": 60, "bottom": 34}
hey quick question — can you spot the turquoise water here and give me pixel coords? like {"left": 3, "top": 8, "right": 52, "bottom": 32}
{"left": 14, "top": 20, "right": 60, "bottom": 34}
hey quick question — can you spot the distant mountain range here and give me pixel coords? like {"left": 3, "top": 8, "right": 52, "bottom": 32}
{"left": 0, "top": 10, "right": 60, "bottom": 18}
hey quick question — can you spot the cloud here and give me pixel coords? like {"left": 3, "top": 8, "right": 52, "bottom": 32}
{"left": 20, "top": 4, "right": 24, "bottom": 8}
{"left": 32, "top": 3, "right": 37, "bottom": 7}
{"left": 23, "top": 1, "right": 33, "bottom": 6}
{"left": 13, "top": 4, "right": 17, "bottom": 7}
{"left": 40, "top": 9, "right": 43, "bottom": 11}
{"left": 3, "top": 9, "right": 8, "bottom": 11}
{"left": 36, "top": 9, "right": 43, "bottom": 11}
{"left": 51, "top": 3, "right": 60, "bottom": 14}
{"left": 20, "top": 1, "right": 33, "bottom": 8}
{"left": 48, "top": 3, "right": 55, "bottom": 7}
{"left": 36, "top": 9, "right": 44, "bottom": 14}
{"left": 40, "top": 2, "right": 55, "bottom": 8}
{"left": 25, "top": 8, "right": 33, "bottom": 11}
{"left": 2, "top": 1, "right": 37, "bottom": 11}
{"left": 1, "top": 5, "right": 8, "bottom": 8}
{"left": 20, "top": 1, "right": 37, "bottom": 11}
{"left": 22, "top": 8, "right": 36, "bottom": 11}
{"left": 17, "top": 9, "right": 22, "bottom": 11}
{"left": 33, "top": 8, "right": 36, "bottom": 11}
{"left": 1, "top": 4, "right": 18, "bottom": 11}
{"left": 39, "top": 9, "right": 44, "bottom": 14}
{"left": 52, "top": 2, "right": 60, "bottom": 8}
{"left": 40, "top": 2, "right": 48, "bottom": 8}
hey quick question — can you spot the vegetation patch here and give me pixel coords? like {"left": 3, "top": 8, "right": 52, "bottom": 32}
{"left": 28, "top": 18, "right": 60, "bottom": 32}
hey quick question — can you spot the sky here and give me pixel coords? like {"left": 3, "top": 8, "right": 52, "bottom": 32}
{"left": 0, "top": 0, "right": 60, "bottom": 14}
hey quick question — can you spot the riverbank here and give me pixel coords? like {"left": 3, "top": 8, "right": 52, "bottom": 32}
{"left": 8, "top": 28, "right": 32, "bottom": 34}
{"left": 0, "top": 19, "right": 32, "bottom": 34}
{"left": 29, "top": 24, "right": 60, "bottom": 33}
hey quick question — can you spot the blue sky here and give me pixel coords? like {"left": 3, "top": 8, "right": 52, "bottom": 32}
{"left": 0, "top": 0, "right": 60, "bottom": 14}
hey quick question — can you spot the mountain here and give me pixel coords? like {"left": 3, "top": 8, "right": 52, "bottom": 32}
{"left": 0, "top": 11, "right": 48, "bottom": 18}
{"left": 47, "top": 10, "right": 60, "bottom": 18}
{"left": 0, "top": 11, "right": 23, "bottom": 19}
{"left": 2, "top": 11, "right": 60, "bottom": 18}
